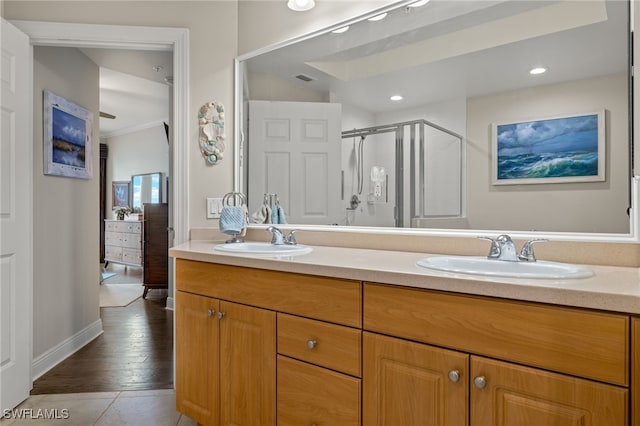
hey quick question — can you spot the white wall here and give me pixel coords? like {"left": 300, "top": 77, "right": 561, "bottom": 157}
{"left": 32, "top": 46, "right": 100, "bottom": 359}
{"left": 104, "top": 124, "right": 169, "bottom": 218}
{"left": 467, "top": 73, "right": 629, "bottom": 233}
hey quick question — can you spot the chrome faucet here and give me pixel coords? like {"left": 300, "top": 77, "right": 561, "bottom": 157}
{"left": 266, "top": 226, "right": 298, "bottom": 245}
{"left": 478, "top": 234, "right": 547, "bottom": 262}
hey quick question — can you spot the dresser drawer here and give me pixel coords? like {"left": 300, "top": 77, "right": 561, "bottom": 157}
{"left": 278, "top": 313, "right": 361, "bottom": 377}
{"left": 277, "top": 355, "right": 360, "bottom": 426}
{"left": 364, "top": 283, "right": 629, "bottom": 386}
{"left": 122, "top": 248, "right": 141, "bottom": 264}
{"left": 121, "top": 233, "right": 141, "bottom": 248}
{"left": 105, "top": 232, "right": 122, "bottom": 246}
{"left": 110, "top": 221, "right": 141, "bottom": 234}
{"left": 104, "top": 245, "right": 123, "bottom": 261}
{"left": 176, "top": 260, "right": 361, "bottom": 327}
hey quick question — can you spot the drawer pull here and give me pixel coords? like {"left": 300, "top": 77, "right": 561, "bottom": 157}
{"left": 306, "top": 339, "right": 317, "bottom": 349}
{"left": 474, "top": 376, "right": 487, "bottom": 389}
{"left": 448, "top": 370, "right": 460, "bottom": 383}
{"left": 207, "top": 309, "right": 215, "bottom": 317}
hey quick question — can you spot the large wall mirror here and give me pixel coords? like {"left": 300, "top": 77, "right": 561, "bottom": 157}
{"left": 236, "top": 0, "right": 636, "bottom": 238}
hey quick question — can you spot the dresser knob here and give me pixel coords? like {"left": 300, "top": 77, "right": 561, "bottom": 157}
{"left": 448, "top": 370, "right": 460, "bottom": 383}
{"left": 474, "top": 376, "right": 487, "bottom": 389}
{"left": 307, "top": 339, "right": 317, "bottom": 349}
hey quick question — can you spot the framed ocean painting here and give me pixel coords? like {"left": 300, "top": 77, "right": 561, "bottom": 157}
{"left": 492, "top": 111, "right": 605, "bottom": 185}
{"left": 43, "top": 90, "right": 94, "bottom": 179}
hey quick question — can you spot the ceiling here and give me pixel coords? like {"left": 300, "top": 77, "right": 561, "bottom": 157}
{"left": 79, "top": 48, "right": 173, "bottom": 137}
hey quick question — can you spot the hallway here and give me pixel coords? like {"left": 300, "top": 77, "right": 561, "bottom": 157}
{"left": 31, "top": 265, "right": 173, "bottom": 395}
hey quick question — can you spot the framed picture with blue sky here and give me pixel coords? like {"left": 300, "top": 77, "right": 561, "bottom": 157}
{"left": 492, "top": 111, "right": 605, "bottom": 185}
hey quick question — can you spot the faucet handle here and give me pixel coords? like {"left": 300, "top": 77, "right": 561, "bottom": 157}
{"left": 285, "top": 230, "right": 298, "bottom": 245}
{"left": 265, "top": 226, "right": 284, "bottom": 245}
{"left": 519, "top": 239, "right": 548, "bottom": 262}
{"left": 478, "top": 236, "right": 500, "bottom": 258}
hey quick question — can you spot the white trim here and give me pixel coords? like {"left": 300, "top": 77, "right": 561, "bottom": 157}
{"left": 101, "top": 119, "right": 169, "bottom": 139}
{"left": 165, "top": 296, "right": 175, "bottom": 311}
{"left": 11, "top": 20, "right": 190, "bottom": 247}
{"left": 31, "top": 319, "right": 103, "bottom": 381}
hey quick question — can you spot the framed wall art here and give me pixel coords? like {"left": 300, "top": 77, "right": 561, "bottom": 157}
{"left": 112, "top": 181, "right": 131, "bottom": 208}
{"left": 492, "top": 111, "right": 605, "bottom": 185}
{"left": 43, "top": 90, "right": 94, "bottom": 179}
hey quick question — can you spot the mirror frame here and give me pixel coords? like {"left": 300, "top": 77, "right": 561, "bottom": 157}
{"left": 234, "top": 0, "right": 640, "bottom": 243}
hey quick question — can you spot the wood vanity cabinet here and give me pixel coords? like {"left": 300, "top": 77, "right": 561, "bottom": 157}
{"left": 175, "top": 260, "right": 362, "bottom": 426}
{"left": 174, "top": 259, "right": 633, "bottom": 426}
{"left": 363, "top": 283, "right": 630, "bottom": 426}
{"left": 175, "top": 291, "right": 276, "bottom": 426}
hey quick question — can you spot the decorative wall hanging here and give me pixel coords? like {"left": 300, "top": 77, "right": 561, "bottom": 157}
{"left": 492, "top": 110, "right": 605, "bottom": 185}
{"left": 112, "top": 180, "right": 130, "bottom": 208}
{"left": 198, "top": 101, "right": 225, "bottom": 165}
{"left": 43, "top": 90, "right": 94, "bottom": 179}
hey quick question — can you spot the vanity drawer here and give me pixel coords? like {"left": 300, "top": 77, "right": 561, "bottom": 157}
{"left": 278, "top": 313, "right": 361, "bottom": 377}
{"left": 364, "top": 283, "right": 629, "bottom": 386}
{"left": 277, "top": 355, "right": 360, "bottom": 426}
{"left": 176, "top": 260, "right": 361, "bottom": 327}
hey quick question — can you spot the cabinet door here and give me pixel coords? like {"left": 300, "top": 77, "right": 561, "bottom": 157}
{"left": 219, "top": 301, "right": 276, "bottom": 426}
{"left": 471, "top": 356, "right": 628, "bottom": 426}
{"left": 363, "top": 332, "right": 468, "bottom": 426}
{"left": 175, "top": 291, "right": 219, "bottom": 426}
{"left": 278, "top": 355, "right": 360, "bottom": 426}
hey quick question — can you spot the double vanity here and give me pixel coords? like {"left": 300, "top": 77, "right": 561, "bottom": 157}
{"left": 170, "top": 235, "right": 640, "bottom": 426}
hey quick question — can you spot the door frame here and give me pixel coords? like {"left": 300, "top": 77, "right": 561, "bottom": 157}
{"left": 12, "top": 19, "right": 190, "bottom": 253}
{"left": 9, "top": 21, "right": 189, "bottom": 390}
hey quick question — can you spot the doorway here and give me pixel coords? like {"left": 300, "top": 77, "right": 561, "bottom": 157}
{"left": 5, "top": 20, "right": 189, "bottom": 404}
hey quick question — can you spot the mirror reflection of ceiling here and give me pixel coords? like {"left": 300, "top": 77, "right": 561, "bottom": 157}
{"left": 241, "top": 0, "right": 630, "bottom": 234}
{"left": 245, "top": 0, "right": 626, "bottom": 114}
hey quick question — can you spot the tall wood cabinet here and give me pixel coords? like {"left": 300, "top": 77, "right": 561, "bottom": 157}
{"left": 142, "top": 203, "right": 168, "bottom": 298}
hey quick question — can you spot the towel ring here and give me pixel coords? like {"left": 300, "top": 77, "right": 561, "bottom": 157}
{"left": 222, "top": 191, "right": 246, "bottom": 206}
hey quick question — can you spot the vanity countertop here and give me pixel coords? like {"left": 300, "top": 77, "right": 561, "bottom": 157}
{"left": 170, "top": 240, "right": 640, "bottom": 314}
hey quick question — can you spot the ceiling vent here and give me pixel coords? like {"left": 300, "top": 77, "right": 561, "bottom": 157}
{"left": 295, "top": 74, "right": 314, "bottom": 82}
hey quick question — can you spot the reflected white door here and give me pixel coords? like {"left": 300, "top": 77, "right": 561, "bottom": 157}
{"left": 1, "top": 19, "right": 32, "bottom": 411}
{"left": 248, "top": 100, "right": 342, "bottom": 225}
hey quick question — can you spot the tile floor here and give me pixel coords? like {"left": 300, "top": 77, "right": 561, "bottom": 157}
{"left": 1, "top": 390, "right": 195, "bottom": 426}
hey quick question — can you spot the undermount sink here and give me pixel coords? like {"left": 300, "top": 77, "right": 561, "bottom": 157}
{"left": 213, "top": 242, "right": 313, "bottom": 255}
{"left": 416, "top": 256, "right": 593, "bottom": 279}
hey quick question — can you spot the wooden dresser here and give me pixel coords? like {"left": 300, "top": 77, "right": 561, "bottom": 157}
{"left": 104, "top": 219, "right": 143, "bottom": 267}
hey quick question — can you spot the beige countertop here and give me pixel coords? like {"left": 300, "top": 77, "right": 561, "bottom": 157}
{"left": 170, "top": 240, "right": 640, "bottom": 314}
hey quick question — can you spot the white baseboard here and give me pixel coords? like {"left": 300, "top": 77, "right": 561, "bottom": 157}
{"left": 31, "top": 319, "right": 103, "bottom": 381}
{"left": 165, "top": 296, "right": 174, "bottom": 311}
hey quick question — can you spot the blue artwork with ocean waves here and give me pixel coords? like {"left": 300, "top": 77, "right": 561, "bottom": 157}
{"left": 496, "top": 114, "right": 599, "bottom": 181}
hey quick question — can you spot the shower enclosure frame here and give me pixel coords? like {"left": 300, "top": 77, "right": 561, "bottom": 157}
{"left": 342, "top": 119, "right": 465, "bottom": 227}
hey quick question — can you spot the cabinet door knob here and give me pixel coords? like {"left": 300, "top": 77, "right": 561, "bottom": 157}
{"left": 306, "top": 339, "right": 317, "bottom": 349}
{"left": 474, "top": 376, "right": 487, "bottom": 389}
{"left": 217, "top": 311, "right": 225, "bottom": 319}
{"left": 448, "top": 370, "right": 460, "bottom": 383}
{"left": 207, "top": 309, "right": 215, "bottom": 317}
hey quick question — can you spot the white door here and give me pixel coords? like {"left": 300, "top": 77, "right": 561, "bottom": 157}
{"left": 248, "top": 100, "right": 342, "bottom": 225}
{"left": 1, "top": 19, "right": 33, "bottom": 411}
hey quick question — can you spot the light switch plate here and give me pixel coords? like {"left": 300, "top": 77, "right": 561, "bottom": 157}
{"left": 206, "top": 197, "right": 223, "bottom": 219}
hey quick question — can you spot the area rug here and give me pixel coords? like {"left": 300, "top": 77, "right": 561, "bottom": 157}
{"left": 101, "top": 272, "right": 117, "bottom": 282}
{"left": 99, "top": 284, "right": 144, "bottom": 307}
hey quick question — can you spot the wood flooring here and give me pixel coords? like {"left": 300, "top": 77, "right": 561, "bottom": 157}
{"left": 31, "top": 292, "right": 173, "bottom": 395}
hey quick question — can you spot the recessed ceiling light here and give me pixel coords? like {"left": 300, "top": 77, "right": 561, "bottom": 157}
{"left": 390, "top": 95, "right": 403, "bottom": 101}
{"left": 287, "top": 0, "right": 315, "bottom": 12}
{"left": 408, "top": 0, "right": 430, "bottom": 7}
{"left": 529, "top": 67, "right": 547, "bottom": 75}
{"left": 368, "top": 13, "right": 388, "bottom": 22}
{"left": 332, "top": 26, "right": 350, "bottom": 34}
